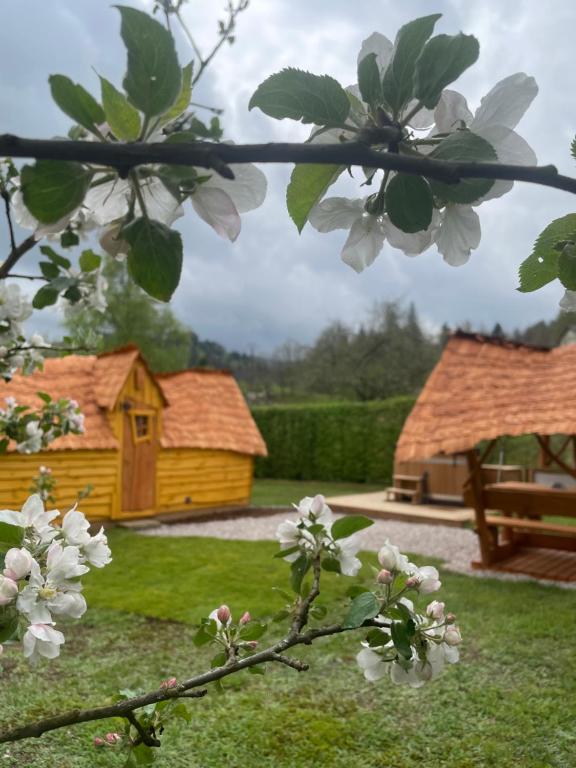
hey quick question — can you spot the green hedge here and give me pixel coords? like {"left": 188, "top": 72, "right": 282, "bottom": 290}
{"left": 252, "top": 397, "right": 416, "bottom": 484}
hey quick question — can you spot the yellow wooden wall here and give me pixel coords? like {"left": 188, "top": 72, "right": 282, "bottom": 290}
{"left": 157, "top": 449, "right": 254, "bottom": 513}
{"left": 0, "top": 449, "right": 118, "bottom": 520}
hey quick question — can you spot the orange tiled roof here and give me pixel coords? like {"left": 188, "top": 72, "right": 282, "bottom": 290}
{"left": 396, "top": 332, "right": 576, "bottom": 462}
{"left": 0, "top": 355, "right": 118, "bottom": 451}
{"left": 158, "top": 369, "right": 267, "bottom": 456}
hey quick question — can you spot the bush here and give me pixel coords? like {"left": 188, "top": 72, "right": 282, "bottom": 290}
{"left": 252, "top": 397, "right": 416, "bottom": 484}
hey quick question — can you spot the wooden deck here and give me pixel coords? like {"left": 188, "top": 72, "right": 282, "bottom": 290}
{"left": 325, "top": 491, "right": 474, "bottom": 527}
{"left": 473, "top": 547, "right": 576, "bottom": 582}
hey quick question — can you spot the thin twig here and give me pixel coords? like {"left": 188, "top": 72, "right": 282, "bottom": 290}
{"left": 1, "top": 191, "right": 16, "bottom": 253}
{"left": 0, "top": 235, "right": 38, "bottom": 280}
{"left": 125, "top": 712, "right": 161, "bottom": 748}
{"left": 1, "top": 135, "right": 574, "bottom": 194}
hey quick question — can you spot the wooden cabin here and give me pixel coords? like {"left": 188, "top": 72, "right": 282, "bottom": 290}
{"left": 0, "top": 346, "right": 267, "bottom": 521}
{"left": 395, "top": 332, "right": 576, "bottom": 581}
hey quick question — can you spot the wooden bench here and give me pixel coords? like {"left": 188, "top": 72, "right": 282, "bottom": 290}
{"left": 385, "top": 473, "right": 425, "bottom": 504}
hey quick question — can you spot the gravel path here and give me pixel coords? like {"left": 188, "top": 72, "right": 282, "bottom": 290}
{"left": 140, "top": 510, "right": 575, "bottom": 589}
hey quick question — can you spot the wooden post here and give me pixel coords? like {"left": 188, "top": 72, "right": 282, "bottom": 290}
{"left": 536, "top": 434, "right": 576, "bottom": 480}
{"left": 466, "top": 449, "right": 495, "bottom": 566}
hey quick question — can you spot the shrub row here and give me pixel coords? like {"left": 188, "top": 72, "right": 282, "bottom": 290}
{"left": 252, "top": 397, "right": 416, "bottom": 484}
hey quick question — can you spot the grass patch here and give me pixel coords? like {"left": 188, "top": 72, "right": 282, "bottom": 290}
{"left": 0, "top": 531, "right": 575, "bottom": 767}
{"left": 251, "top": 478, "right": 383, "bottom": 507}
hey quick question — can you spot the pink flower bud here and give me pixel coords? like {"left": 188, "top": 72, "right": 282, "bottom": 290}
{"left": 246, "top": 641, "right": 259, "bottom": 650}
{"left": 443, "top": 626, "right": 462, "bottom": 646}
{"left": 160, "top": 677, "right": 178, "bottom": 689}
{"left": 105, "top": 732, "right": 121, "bottom": 745}
{"left": 310, "top": 494, "right": 325, "bottom": 516}
{"left": 377, "top": 568, "right": 393, "bottom": 585}
{"left": 405, "top": 576, "right": 419, "bottom": 588}
{"left": 445, "top": 612, "right": 456, "bottom": 624}
{"left": 426, "top": 600, "right": 445, "bottom": 621}
{"left": 239, "top": 611, "right": 251, "bottom": 625}
{"left": 4, "top": 547, "right": 33, "bottom": 580}
{"left": 0, "top": 575, "right": 18, "bottom": 606}
{"left": 94, "top": 737, "right": 105, "bottom": 747}
{"left": 216, "top": 605, "right": 231, "bottom": 625}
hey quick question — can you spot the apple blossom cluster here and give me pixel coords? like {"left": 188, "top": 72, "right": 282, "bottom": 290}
{"left": 0, "top": 394, "right": 84, "bottom": 454}
{"left": 194, "top": 603, "right": 266, "bottom": 664}
{"left": 0, "top": 283, "right": 49, "bottom": 381}
{"left": 0, "top": 495, "right": 111, "bottom": 663}
{"left": 356, "top": 540, "right": 461, "bottom": 688}
{"left": 305, "top": 35, "right": 537, "bottom": 273}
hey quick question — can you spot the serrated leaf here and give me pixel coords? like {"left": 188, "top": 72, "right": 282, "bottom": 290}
{"left": 100, "top": 76, "right": 142, "bottom": 141}
{"left": 331, "top": 514, "right": 374, "bottom": 540}
{"left": 287, "top": 163, "right": 344, "bottom": 232}
{"left": 21, "top": 161, "right": 91, "bottom": 224}
{"left": 116, "top": 5, "right": 182, "bottom": 118}
{"left": 0, "top": 521, "right": 24, "bottom": 550}
{"left": 357, "top": 53, "right": 383, "bottom": 109}
{"left": 382, "top": 14, "right": 441, "bottom": 115}
{"left": 518, "top": 214, "right": 576, "bottom": 292}
{"left": 249, "top": 68, "right": 350, "bottom": 125}
{"left": 429, "top": 129, "right": 497, "bottom": 203}
{"left": 124, "top": 217, "right": 182, "bottom": 301}
{"left": 32, "top": 285, "right": 60, "bottom": 310}
{"left": 159, "top": 61, "right": 193, "bottom": 126}
{"left": 49, "top": 74, "right": 105, "bottom": 135}
{"left": 79, "top": 249, "right": 102, "bottom": 273}
{"left": 343, "top": 591, "right": 379, "bottom": 629}
{"left": 386, "top": 173, "right": 433, "bottom": 233}
{"left": 414, "top": 32, "right": 480, "bottom": 109}
{"left": 390, "top": 621, "right": 413, "bottom": 660}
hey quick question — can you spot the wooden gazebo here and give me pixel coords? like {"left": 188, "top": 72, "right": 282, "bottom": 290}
{"left": 396, "top": 332, "right": 576, "bottom": 581}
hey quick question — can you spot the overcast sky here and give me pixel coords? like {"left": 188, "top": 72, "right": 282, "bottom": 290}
{"left": 1, "top": 0, "right": 575, "bottom": 353}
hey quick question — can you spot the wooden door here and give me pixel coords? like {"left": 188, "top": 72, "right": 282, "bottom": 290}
{"left": 122, "top": 408, "right": 157, "bottom": 513}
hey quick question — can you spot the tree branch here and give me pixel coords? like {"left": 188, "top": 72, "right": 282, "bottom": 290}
{"left": 0, "top": 235, "right": 38, "bottom": 280}
{"left": 2, "top": 135, "right": 575, "bottom": 195}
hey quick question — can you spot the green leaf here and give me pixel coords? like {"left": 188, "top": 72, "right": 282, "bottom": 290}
{"left": 346, "top": 584, "right": 368, "bottom": 599}
{"left": 239, "top": 622, "right": 267, "bottom": 641}
{"left": 331, "top": 514, "right": 374, "bottom": 541}
{"left": 125, "top": 742, "right": 156, "bottom": 766}
{"left": 386, "top": 174, "right": 433, "bottom": 233}
{"left": 247, "top": 665, "right": 266, "bottom": 675}
{"left": 21, "top": 161, "right": 91, "bottom": 224}
{"left": 116, "top": 5, "right": 182, "bottom": 118}
{"left": 357, "top": 53, "right": 383, "bottom": 109}
{"left": 0, "top": 615, "right": 18, "bottom": 644}
{"left": 343, "top": 591, "right": 380, "bottom": 629}
{"left": 100, "top": 76, "right": 142, "bottom": 141}
{"left": 382, "top": 14, "right": 441, "bottom": 115}
{"left": 39, "top": 261, "right": 60, "bottom": 280}
{"left": 0, "top": 521, "right": 24, "bottom": 550}
{"left": 40, "top": 245, "right": 71, "bottom": 269}
{"left": 124, "top": 217, "right": 183, "bottom": 301}
{"left": 32, "top": 285, "right": 60, "bottom": 310}
{"left": 37, "top": 391, "right": 52, "bottom": 404}
{"left": 273, "top": 544, "right": 300, "bottom": 559}
{"left": 321, "top": 556, "right": 341, "bottom": 573}
{"left": 366, "top": 627, "right": 387, "bottom": 647}
{"left": 48, "top": 75, "right": 105, "bottom": 135}
{"left": 290, "top": 554, "right": 310, "bottom": 594}
{"left": 211, "top": 651, "right": 227, "bottom": 668}
{"left": 249, "top": 68, "right": 350, "bottom": 125}
{"left": 60, "top": 230, "right": 79, "bottom": 249}
{"left": 518, "top": 214, "right": 576, "bottom": 292}
{"left": 79, "top": 249, "right": 102, "bottom": 273}
{"left": 390, "top": 621, "right": 413, "bottom": 660}
{"left": 559, "top": 245, "right": 576, "bottom": 290}
{"left": 414, "top": 32, "right": 480, "bottom": 109}
{"left": 429, "top": 129, "right": 497, "bottom": 203}
{"left": 170, "top": 702, "right": 191, "bottom": 723}
{"left": 571, "top": 136, "right": 576, "bottom": 162}
{"left": 0, "top": 439, "right": 8, "bottom": 454}
{"left": 159, "top": 61, "right": 193, "bottom": 126}
{"left": 287, "top": 163, "right": 344, "bottom": 233}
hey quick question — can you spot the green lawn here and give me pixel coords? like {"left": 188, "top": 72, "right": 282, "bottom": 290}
{"left": 251, "top": 478, "right": 384, "bottom": 506}
{"left": 0, "top": 531, "right": 575, "bottom": 767}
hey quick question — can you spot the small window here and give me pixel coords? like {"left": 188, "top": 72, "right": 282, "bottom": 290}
{"left": 135, "top": 415, "right": 149, "bottom": 438}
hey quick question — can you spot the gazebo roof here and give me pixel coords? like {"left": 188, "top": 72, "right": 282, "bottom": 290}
{"left": 396, "top": 331, "right": 576, "bottom": 462}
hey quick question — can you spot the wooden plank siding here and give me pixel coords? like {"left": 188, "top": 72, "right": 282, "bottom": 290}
{"left": 0, "top": 449, "right": 118, "bottom": 520}
{"left": 157, "top": 449, "right": 253, "bottom": 512}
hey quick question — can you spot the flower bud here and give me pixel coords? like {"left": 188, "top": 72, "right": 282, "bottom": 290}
{"left": 377, "top": 569, "right": 393, "bottom": 585}
{"left": 426, "top": 600, "right": 445, "bottom": 621}
{"left": 239, "top": 611, "right": 251, "bottom": 625}
{"left": 4, "top": 547, "right": 33, "bottom": 580}
{"left": 216, "top": 605, "right": 231, "bottom": 625}
{"left": 94, "top": 737, "right": 105, "bottom": 747}
{"left": 310, "top": 494, "right": 325, "bottom": 516}
{"left": 160, "top": 677, "right": 178, "bottom": 689}
{"left": 445, "top": 612, "right": 456, "bottom": 625}
{"left": 0, "top": 575, "right": 18, "bottom": 606}
{"left": 377, "top": 543, "right": 398, "bottom": 571}
{"left": 105, "top": 732, "right": 121, "bottom": 745}
{"left": 246, "top": 641, "right": 259, "bottom": 650}
{"left": 443, "top": 626, "right": 462, "bottom": 646}
{"left": 405, "top": 576, "right": 419, "bottom": 588}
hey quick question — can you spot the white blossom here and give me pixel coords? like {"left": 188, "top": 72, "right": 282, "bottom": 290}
{"left": 377, "top": 540, "right": 410, "bottom": 573}
{"left": 3, "top": 547, "right": 33, "bottom": 580}
{"left": 16, "top": 421, "right": 43, "bottom": 454}
{"left": 22, "top": 623, "right": 65, "bottom": 663}
{"left": 333, "top": 535, "right": 362, "bottom": 577}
